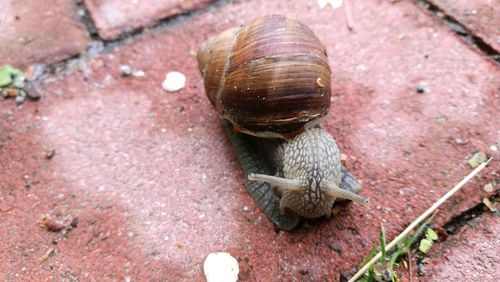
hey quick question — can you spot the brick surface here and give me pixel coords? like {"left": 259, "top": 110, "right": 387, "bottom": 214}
{"left": 0, "top": 0, "right": 89, "bottom": 68}
{"left": 0, "top": 0, "right": 499, "bottom": 281}
{"left": 428, "top": 0, "right": 500, "bottom": 51}
{"left": 425, "top": 212, "right": 500, "bottom": 281}
{"left": 84, "top": 0, "right": 215, "bottom": 40}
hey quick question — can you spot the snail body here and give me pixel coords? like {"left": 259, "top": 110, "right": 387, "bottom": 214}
{"left": 198, "top": 15, "right": 368, "bottom": 229}
{"left": 251, "top": 127, "right": 367, "bottom": 219}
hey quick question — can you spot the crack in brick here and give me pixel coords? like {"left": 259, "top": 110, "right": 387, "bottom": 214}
{"left": 80, "top": 0, "right": 230, "bottom": 44}
{"left": 415, "top": 0, "right": 500, "bottom": 63}
{"left": 26, "top": 0, "right": 232, "bottom": 82}
{"left": 73, "top": 0, "right": 100, "bottom": 40}
{"left": 36, "top": 0, "right": 499, "bottom": 82}
{"left": 443, "top": 193, "right": 499, "bottom": 235}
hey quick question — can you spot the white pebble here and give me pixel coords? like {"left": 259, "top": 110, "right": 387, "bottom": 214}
{"left": 318, "top": 0, "right": 343, "bottom": 9}
{"left": 483, "top": 183, "right": 494, "bottom": 193}
{"left": 120, "top": 65, "right": 132, "bottom": 76}
{"left": 162, "top": 71, "right": 186, "bottom": 92}
{"left": 203, "top": 252, "right": 239, "bottom": 282}
{"left": 132, "top": 70, "right": 145, "bottom": 77}
{"left": 490, "top": 145, "right": 498, "bottom": 152}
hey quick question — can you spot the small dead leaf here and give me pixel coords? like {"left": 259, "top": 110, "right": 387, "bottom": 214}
{"left": 483, "top": 198, "right": 497, "bottom": 212}
{"left": 38, "top": 247, "right": 55, "bottom": 262}
{"left": 44, "top": 149, "right": 56, "bottom": 159}
{"left": 40, "top": 215, "right": 65, "bottom": 232}
{"left": 434, "top": 226, "right": 449, "bottom": 241}
{"left": 340, "top": 153, "right": 348, "bottom": 166}
{"left": 3, "top": 88, "right": 19, "bottom": 97}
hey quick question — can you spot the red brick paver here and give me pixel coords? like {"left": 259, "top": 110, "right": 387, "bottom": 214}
{"left": 426, "top": 212, "right": 500, "bottom": 281}
{"left": 428, "top": 0, "right": 500, "bottom": 51}
{"left": 84, "top": 0, "right": 215, "bottom": 40}
{"left": 0, "top": 0, "right": 499, "bottom": 281}
{"left": 0, "top": 0, "right": 89, "bottom": 68}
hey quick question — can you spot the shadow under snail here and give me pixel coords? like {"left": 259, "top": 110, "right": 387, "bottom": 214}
{"left": 197, "top": 15, "right": 369, "bottom": 230}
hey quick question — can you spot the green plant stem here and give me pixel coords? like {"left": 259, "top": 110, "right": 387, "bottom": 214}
{"left": 388, "top": 220, "right": 430, "bottom": 267}
{"left": 379, "top": 223, "right": 387, "bottom": 262}
{"left": 348, "top": 157, "right": 492, "bottom": 282}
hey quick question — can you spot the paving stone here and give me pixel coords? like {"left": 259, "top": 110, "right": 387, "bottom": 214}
{"left": 0, "top": 0, "right": 499, "bottom": 281}
{"left": 83, "top": 0, "right": 215, "bottom": 40}
{"left": 425, "top": 212, "right": 500, "bottom": 281}
{"left": 428, "top": 0, "right": 500, "bottom": 51}
{"left": 0, "top": 0, "right": 89, "bottom": 68}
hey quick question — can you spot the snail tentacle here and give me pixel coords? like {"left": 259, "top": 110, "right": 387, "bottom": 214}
{"left": 248, "top": 173, "right": 302, "bottom": 192}
{"left": 325, "top": 184, "right": 370, "bottom": 208}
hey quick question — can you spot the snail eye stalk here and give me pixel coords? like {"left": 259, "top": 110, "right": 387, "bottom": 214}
{"left": 248, "top": 173, "right": 302, "bottom": 192}
{"left": 324, "top": 184, "right": 370, "bottom": 208}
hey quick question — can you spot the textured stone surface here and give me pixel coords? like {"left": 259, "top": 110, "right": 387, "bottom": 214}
{"left": 84, "top": 0, "right": 215, "bottom": 40}
{"left": 428, "top": 0, "right": 500, "bottom": 51}
{"left": 425, "top": 212, "right": 500, "bottom": 281}
{"left": 0, "top": 0, "right": 89, "bottom": 68}
{"left": 0, "top": 0, "right": 499, "bottom": 281}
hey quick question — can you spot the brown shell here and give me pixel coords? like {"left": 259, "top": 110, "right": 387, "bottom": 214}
{"left": 198, "top": 15, "right": 331, "bottom": 139}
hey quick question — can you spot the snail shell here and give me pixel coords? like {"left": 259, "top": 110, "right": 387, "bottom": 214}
{"left": 197, "top": 15, "right": 331, "bottom": 139}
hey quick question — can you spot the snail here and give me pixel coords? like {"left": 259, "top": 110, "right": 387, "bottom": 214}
{"left": 197, "top": 15, "right": 369, "bottom": 230}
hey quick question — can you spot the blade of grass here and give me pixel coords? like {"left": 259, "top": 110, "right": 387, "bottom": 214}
{"left": 348, "top": 157, "right": 492, "bottom": 282}
{"left": 408, "top": 249, "right": 413, "bottom": 282}
{"left": 388, "top": 220, "right": 430, "bottom": 267}
{"left": 379, "top": 223, "right": 387, "bottom": 262}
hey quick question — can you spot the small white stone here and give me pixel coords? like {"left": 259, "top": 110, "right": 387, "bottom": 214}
{"left": 203, "top": 252, "right": 239, "bottom": 282}
{"left": 318, "top": 0, "right": 343, "bottom": 9}
{"left": 490, "top": 145, "right": 498, "bottom": 152}
{"left": 132, "top": 70, "right": 145, "bottom": 77}
{"left": 483, "top": 183, "right": 494, "bottom": 193}
{"left": 162, "top": 71, "right": 186, "bottom": 92}
{"left": 120, "top": 65, "right": 132, "bottom": 76}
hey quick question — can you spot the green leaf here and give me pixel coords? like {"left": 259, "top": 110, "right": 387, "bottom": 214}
{"left": 388, "top": 220, "right": 430, "bottom": 267}
{"left": 419, "top": 239, "right": 433, "bottom": 253}
{"left": 467, "top": 151, "right": 487, "bottom": 168}
{"left": 0, "top": 70, "right": 13, "bottom": 87}
{"left": 0, "top": 65, "right": 25, "bottom": 87}
{"left": 426, "top": 228, "right": 438, "bottom": 241}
